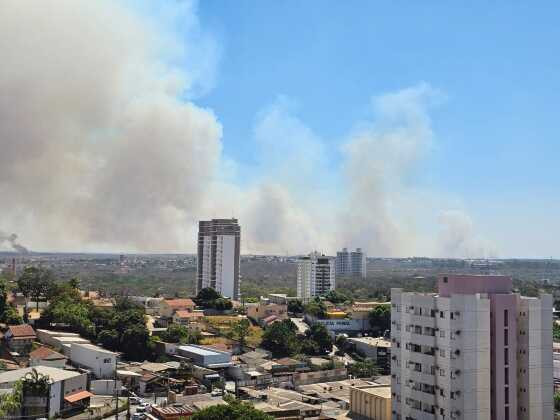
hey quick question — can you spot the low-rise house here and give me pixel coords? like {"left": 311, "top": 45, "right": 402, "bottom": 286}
{"left": 4, "top": 324, "right": 36, "bottom": 355}
{"left": 29, "top": 346, "right": 68, "bottom": 369}
{"left": 173, "top": 310, "right": 204, "bottom": 326}
{"left": 160, "top": 299, "right": 195, "bottom": 318}
{"left": 349, "top": 385, "right": 391, "bottom": 420}
{"left": 247, "top": 298, "right": 288, "bottom": 326}
{"left": 151, "top": 404, "right": 193, "bottom": 419}
{"left": 70, "top": 343, "right": 117, "bottom": 379}
{"left": 0, "top": 366, "right": 90, "bottom": 418}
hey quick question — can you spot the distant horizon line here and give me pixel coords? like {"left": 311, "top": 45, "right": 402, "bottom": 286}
{"left": 0, "top": 251, "right": 558, "bottom": 261}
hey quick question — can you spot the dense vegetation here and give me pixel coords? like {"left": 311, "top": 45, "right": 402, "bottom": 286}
{"left": 261, "top": 319, "right": 333, "bottom": 357}
{"left": 195, "top": 287, "right": 233, "bottom": 310}
{"left": 191, "top": 396, "right": 273, "bottom": 420}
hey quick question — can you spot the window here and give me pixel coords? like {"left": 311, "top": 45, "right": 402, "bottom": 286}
{"left": 440, "top": 349, "right": 446, "bottom": 357}
{"left": 504, "top": 329, "right": 508, "bottom": 346}
{"left": 504, "top": 348, "right": 509, "bottom": 364}
{"left": 440, "top": 311, "right": 445, "bottom": 319}
{"left": 505, "top": 388, "right": 509, "bottom": 404}
{"left": 504, "top": 309, "right": 508, "bottom": 327}
{"left": 440, "top": 330, "right": 446, "bottom": 338}
{"left": 439, "top": 368, "right": 446, "bottom": 377}
{"left": 505, "top": 407, "right": 509, "bottom": 420}
{"left": 505, "top": 367, "right": 509, "bottom": 385}
{"left": 103, "top": 358, "right": 112, "bottom": 363}
{"left": 443, "top": 277, "right": 448, "bottom": 283}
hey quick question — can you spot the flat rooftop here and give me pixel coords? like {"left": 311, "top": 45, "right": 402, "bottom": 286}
{"left": 0, "top": 366, "right": 82, "bottom": 384}
{"left": 348, "top": 337, "right": 391, "bottom": 347}
{"left": 179, "top": 345, "right": 226, "bottom": 357}
{"left": 354, "top": 385, "right": 391, "bottom": 399}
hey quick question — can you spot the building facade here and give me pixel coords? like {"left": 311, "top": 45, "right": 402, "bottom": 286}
{"left": 297, "top": 252, "right": 335, "bottom": 300}
{"left": 197, "top": 218, "right": 241, "bottom": 300}
{"left": 391, "top": 274, "right": 553, "bottom": 420}
{"left": 350, "top": 385, "right": 392, "bottom": 420}
{"left": 70, "top": 343, "right": 117, "bottom": 379}
{"left": 335, "top": 248, "right": 366, "bottom": 278}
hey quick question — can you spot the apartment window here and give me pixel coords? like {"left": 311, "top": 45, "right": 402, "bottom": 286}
{"left": 440, "top": 311, "right": 445, "bottom": 319}
{"left": 505, "top": 367, "right": 509, "bottom": 385}
{"left": 439, "top": 368, "right": 446, "bottom": 377}
{"left": 443, "top": 276, "right": 448, "bottom": 283}
{"left": 504, "top": 348, "right": 509, "bottom": 365}
{"left": 440, "top": 330, "right": 446, "bottom": 338}
{"left": 505, "top": 388, "right": 509, "bottom": 404}
{"left": 504, "top": 309, "right": 508, "bottom": 327}
{"left": 504, "top": 329, "right": 508, "bottom": 346}
{"left": 440, "top": 349, "right": 446, "bottom": 357}
{"left": 505, "top": 407, "right": 509, "bottom": 420}
{"left": 103, "top": 358, "right": 112, "bottom": 363}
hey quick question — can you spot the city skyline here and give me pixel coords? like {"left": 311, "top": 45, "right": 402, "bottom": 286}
{"left": 2, "top": 1, "right": 560, "bottom": 258}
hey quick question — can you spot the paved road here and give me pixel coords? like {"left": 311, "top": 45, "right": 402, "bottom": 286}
{"left": 290, "top": 317, "right": 309, "bottom": 334}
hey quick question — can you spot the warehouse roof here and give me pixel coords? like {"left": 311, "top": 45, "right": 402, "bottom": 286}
{"left": 0, "top": 366, "right": 83, "bottom": 384}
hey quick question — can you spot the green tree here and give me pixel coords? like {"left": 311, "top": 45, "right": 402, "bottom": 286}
{"left": 191, "top": 396, "right": 273, "bottom": 420}
{"left": 232, "top": 319, "right": 251, "bottom": 348}
{"left": 348, "top": 359, "right": 380, "bottom": 378}
{"left": 555, "top": 392, "right": 560, "bottom": 411}
{"left": 287, "top": 300, "right": 304, "bottom": 314}
{"left": 0, "top": 278, "right": 22, "bottom": 325}
{"left": 368, "top": 305, "right": 391, "bottom": 335}
{"left": 302, "top": 324, "right": 333, "bottom": 355}
{"left": 98, "top": 329, "right": 120, "bottom": 350}
{"left": 554, "top": 322, "right": 560, "bottom": 342}
{"left": 17, "top": 267, "right": 55, "bottom": 311}
{"left": 161, "top": 323, "right": 200, "bottom": 345}
{"left": 196, "top": 288, "right": 221, "bottom": 305}
{"left": 324, "top": 290, "right": 351, "bottom": 305}
{"left": 261, "top": 319, "right": 299, "bottom": 357}
{"left": 304, "top": 299, "right": 327, "bottom": 319}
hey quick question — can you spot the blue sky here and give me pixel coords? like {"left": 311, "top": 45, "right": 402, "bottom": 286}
{"left": 183, "top": 1, "right": 560, "bottom": 257}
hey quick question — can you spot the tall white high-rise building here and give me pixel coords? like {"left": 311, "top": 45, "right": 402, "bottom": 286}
{"left": 391, "top": 274, "right": 552, "bottom": 420}
{"left": 336, "top": 247, "right": 367, "bottom": 278}
{"left": 297, "top": 252, "right": 335, "bottom": 301}
{"left": 197, "top": 219, "right": 240, "bottom": 300}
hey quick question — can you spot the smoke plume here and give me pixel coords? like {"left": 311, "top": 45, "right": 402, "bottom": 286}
{"left": 0, "top": 232, "right": 29, "bottom": 254}
{"left": 0, "top": 1, "right": 494, "bottom": 257}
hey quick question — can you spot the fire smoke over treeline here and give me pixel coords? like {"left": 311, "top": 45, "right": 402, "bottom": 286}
{"left": 0, "top": 1, "right": 494, "bottom": 258}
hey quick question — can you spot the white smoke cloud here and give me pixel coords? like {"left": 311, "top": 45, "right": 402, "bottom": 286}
{"left": 0, "top": 1, "right": 494, "bottom": 257}
{"left": 437, "top": 210, "right": 497, "bottom": 258}
{"left": 0, "top": 0, "right": 221, "bottom": 252}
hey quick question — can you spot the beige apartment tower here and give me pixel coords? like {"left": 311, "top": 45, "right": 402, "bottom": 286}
{"left": 390, "top": 275, "right": 552, "bottom": 420}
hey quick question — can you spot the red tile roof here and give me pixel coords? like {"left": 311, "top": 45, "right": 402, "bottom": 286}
{"left": 64, "top": 390, "right": 94, "bottom": 403}
{"left": 8, "top": 324, "right": 36, "bottom": 338}
{"left": 164, "top": 298, "right": 195, "bottom": 308}
{"left": 30, "top": 346, "right": 67, "bottom": 360}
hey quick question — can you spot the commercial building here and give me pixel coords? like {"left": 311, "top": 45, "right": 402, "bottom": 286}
{"left": 347, "top": 337, "right": 391, "bottom": 374}
{"left": 350, "top": 385, "right": 391, "bottom": 420}
{"left": 197, "top": 218, "right": 241, "bottom": 300}
{"left": 70, "top": 343, "right": 117, "bottom": 379}
{"left": 391, "top": 274, "right": 553, "bottom": 420}
{"left": 0, "top": 366, "right": 90, "bottom": 418}
{"left": 177, "top": 344, "right": 232, "bottom": 368}
{"left": 336, "top": 247, "right": 367, "bottom": 278}
{"left": 297, "top": 252, "right": 335, "bottom": 300}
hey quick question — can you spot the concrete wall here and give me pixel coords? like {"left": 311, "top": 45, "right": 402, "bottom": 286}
{"left": 30, "top": 357, "right": 67, "bottom": 369}
{"left": 70, "top": 344, "right": 116, "bottom": 379}
{"left": 350, "top": 386, "right": 391, "bottom": 420}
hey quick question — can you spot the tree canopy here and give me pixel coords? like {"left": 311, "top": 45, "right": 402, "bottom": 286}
{"left": 348, "top": 359, "right": 380, "bottom": 378}
{"left": 261, "top": 319, "right": 299, "bottom": 357}
{"left": 368, "top": 305, "right": 391, "bottom": 336}
{"left": 191, "top": 396, "right": 273, "bottom": 420}
{"left": 160, "top": 323, "right": 201, "bottom": 345}
{"left": 195, "top": 288, "right": 233, "bottom": 310}
{"left": 17, "top": 266, "right": 55, "bottom": 311}
{"left": 301, "top": 323, "right": 333, "bottom": 355}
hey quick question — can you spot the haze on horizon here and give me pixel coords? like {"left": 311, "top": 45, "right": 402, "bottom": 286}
{"left": 1, "top": 1, "right": 559, "bottom": 259}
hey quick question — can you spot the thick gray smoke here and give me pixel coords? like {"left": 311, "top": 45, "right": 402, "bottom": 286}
{"left": 0, "top": 1, "right": 494, "bottom": 257}
{"left": 0, "top": 0, "right": 221, "bottom": 252}
{"left": 0, "top": 231, "right": 29, "bottom": 254}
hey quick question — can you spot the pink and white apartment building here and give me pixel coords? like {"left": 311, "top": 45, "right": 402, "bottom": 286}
{"left": 391, "top": 275, "right": 552, "bottom": 420}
